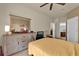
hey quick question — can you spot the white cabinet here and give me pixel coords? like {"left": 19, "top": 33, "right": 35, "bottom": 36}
{"left": 2, "top": 33, "right": 36, "bottom": 56}
{"left": 67, "top": 16, "right": 79, "bottom": 43}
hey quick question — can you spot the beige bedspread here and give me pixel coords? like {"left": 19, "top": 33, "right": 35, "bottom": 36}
{"left": 28, "top": 38, "right": 75, "bottom": 56}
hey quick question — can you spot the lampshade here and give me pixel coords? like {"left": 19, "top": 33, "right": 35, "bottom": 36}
{"left": 5, "top": 25, "right": 10, "bottom": 32}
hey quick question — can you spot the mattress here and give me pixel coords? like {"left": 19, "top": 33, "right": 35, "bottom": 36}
{"left": 28, "top": 38, "right": 75, "bottom": 56}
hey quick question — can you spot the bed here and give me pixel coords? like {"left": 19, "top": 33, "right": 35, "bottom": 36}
{"left": 28, "top": 38, "right": 76, "bottom": 56}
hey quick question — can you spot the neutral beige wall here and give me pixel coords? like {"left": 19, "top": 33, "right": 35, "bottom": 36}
{"left": 0, "top": 4, "right": 10, "bottom": 46}
{"left": 67, "top": 7, "right": 79, "bottom": 19}
{"left": 7, "top": 4, "right": 53, "bottom": 32}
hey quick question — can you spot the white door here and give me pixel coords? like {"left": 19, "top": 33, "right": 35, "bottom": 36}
{"left": 67, "top": 16, "right": 78, "bottom": 43}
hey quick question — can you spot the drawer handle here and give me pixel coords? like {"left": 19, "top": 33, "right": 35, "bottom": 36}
{"left": 22, "top": 41, "right": 25, "bottom": 42}
{"left": 22, "top": 46, "right": 25, "bottom": 47}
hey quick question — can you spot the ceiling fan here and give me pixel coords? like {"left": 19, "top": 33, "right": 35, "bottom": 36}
{"left": 40, "top": 3, "right": 66, "bottom": 11}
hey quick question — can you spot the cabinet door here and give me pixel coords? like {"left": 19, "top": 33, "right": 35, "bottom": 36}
{"left": 67, "top": 16, "right": 78, "bottom": 43}
{"left": 17, "top": 36, "right": 27, "bottom": 51}
{"left": 27, "top": 34, "right": 33, "bottom": 42}
{"left": 6, "top": 36, "right": 18, "bottom": 55}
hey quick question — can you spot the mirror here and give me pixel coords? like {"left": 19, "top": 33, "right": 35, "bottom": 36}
{"left": 10, "top": 15, "right": 31, "bottom": 33}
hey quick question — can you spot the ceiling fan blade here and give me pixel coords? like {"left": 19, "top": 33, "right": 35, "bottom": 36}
{"left": 57, "top": 3, "right": 65, "bottom": 5}
{"left": 40, "top": 3, "right": 48, "bottom": 7}
{"left": 50, "top": 3, "right": 53, "bottom": 10}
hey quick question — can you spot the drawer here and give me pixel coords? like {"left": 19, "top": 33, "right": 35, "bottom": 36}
{"left": 18, "top": 44, "right": 27, "bottom": 51}
{"left": 22, "top": 45, "right": 26, "bottom": 48}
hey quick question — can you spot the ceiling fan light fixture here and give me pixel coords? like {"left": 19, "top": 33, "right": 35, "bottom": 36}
{"left": 40, "top": 3, "right": 66, "bottom": 11}
{"left": 50, "top": 3, "right": 53, "bottom": 10}
{"left": 40, "top": 3, "right": 48, "bottom": 7}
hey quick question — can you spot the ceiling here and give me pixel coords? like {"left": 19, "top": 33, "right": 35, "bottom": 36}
{"left": 24, "top": 3, "right": 79, "bottom": 18}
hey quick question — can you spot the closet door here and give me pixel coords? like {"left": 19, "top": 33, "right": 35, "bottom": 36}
{"left": 67, "top": 16, "right": 78, "bottom": 43}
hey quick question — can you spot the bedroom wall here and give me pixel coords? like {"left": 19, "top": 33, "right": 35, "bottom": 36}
{"left": 67, "top": 7, "right": 79, "bottom": 19}
{"left": 7, "top": 4, "right": 53, "bottom": 32}
{"left": 0, "top": 4, "right": 10, "bottom": 45}
{"left": 0, "top": 4, "right": 53, "bottom": 46}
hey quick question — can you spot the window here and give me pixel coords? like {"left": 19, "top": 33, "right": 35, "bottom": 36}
{"left": 59, "top": 23, "right": 66, "bottom": 37}
{"left": 60, "top": 23, "right": 66, "bottom": 32}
